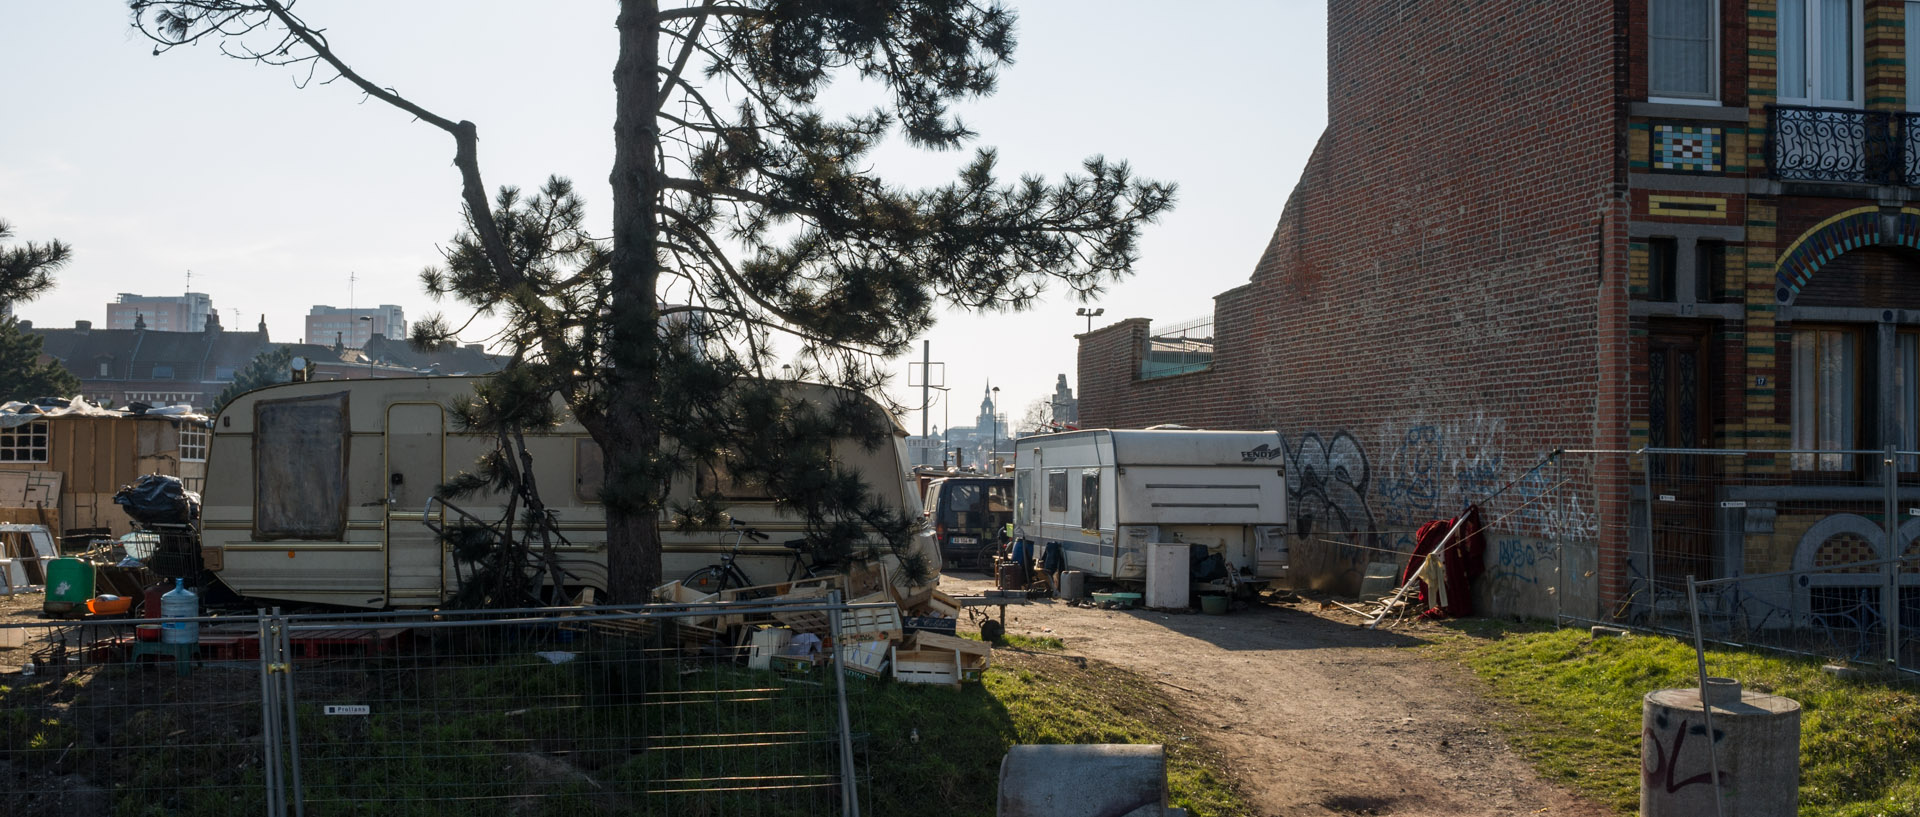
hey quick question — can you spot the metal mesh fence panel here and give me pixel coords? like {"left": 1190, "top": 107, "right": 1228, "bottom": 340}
{"left": 280, "top": 603, "right": 868, "bottom": 817}
{"left": 0, "top": 615, "right": 270, "bottom": 816}
{"left": 1556, "top": 447, "right": 1920, "bottom": 674}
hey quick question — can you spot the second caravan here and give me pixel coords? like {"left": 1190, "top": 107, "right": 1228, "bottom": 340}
{"left": 1012, "top": 428, "right": 1290, "bottom": 590}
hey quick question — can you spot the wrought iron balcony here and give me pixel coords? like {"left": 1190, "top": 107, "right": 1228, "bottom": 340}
{"left": 1767, "top": 104, "right": 1920, "bottom": 185}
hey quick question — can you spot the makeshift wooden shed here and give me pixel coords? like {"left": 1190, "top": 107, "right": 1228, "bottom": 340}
{"left": 0, "top": 399, "right": 209, "bottom": 541}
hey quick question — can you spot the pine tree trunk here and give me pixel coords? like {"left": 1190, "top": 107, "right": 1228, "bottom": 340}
{"left": 604, "top": 0, "right": 664, "bottom": 603}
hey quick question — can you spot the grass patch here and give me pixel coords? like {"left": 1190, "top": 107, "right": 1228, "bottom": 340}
{"left": 854, "top": 650, "right": 1244, "bottom": 816}
{"left": 960, "top": 630, "right": 1067, "bottom": 651}
{"left": 3, "top": 629, "right": 1239, "bottom": 816}
{"left": 1424, "top": 620, "right": 1920, "bottom": 816}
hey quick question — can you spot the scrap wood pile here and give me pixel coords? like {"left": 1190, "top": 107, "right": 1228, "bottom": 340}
{"left": 646, "top": 563, "right": 989, "bottom": 687}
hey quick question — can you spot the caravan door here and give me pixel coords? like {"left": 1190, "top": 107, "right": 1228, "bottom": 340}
{"left": 385, "top": 403, "right": 446, "bottom": 606}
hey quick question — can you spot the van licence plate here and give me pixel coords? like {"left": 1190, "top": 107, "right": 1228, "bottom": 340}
{"left": 950, "top": 536, "right": 977, "bottom": 544}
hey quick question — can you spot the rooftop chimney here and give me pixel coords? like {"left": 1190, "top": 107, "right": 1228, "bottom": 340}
{"left": 75, "top": 320, "right": 91, "bottom": 333}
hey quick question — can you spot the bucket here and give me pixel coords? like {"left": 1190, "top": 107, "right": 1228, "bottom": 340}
{"left": 1200, "top": 594, "right": 1229, "bottom": 615}
{"left": 136, "top": 624, "right": 162, "bottom": 642}
{"left": 43, "top": 557, "right": 94, "bottom": 616}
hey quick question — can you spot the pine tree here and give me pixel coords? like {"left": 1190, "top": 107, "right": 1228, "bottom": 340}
{"left": 0, "top": 322, "right": 80, "bottom": 404}
{"left": 0, "top": 220, "right": 70, "bottom": 309}
{"left": 0, "top": 220, "right": 80, "bottom": 404}
{"left": 212, "top": 345, "right": 294, "bottom": 412}
{"left": 131, "top": 1, "right": 1175, "bottom": 601}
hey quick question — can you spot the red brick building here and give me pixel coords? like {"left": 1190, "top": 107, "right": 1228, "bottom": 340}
{"left": 1079, "top": 0, "right": 1920, "bottom": 622}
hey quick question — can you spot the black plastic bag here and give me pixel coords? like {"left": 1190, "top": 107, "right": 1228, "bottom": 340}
{"left": 114, "top": 474, "right": 201, "bottom": 525}
{"left": 1189, "top": 544, "right": 1229, "bottom": 582}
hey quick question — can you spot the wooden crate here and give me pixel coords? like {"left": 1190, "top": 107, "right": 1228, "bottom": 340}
{"left": 840, "top": 639, "right": 890, "bottom": 676}
{"left": 893, "top": 631, "right": 991, "bottom": 686}
{"left": 730, "top": 575, "right": 844, "bottom": 628}
{"left": 922, "top": 588, "right": 961, "bottom": 618}
{"left": 837, "top": 597, "right": 902, "bottom": 645}
{"left": 651, "top": 581, "right": 722, "bottom": 630}
{"left": 746, "top": 627, "right": 793, "bottom": 670}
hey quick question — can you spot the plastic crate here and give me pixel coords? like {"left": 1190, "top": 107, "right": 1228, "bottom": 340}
{"left": 901, "top": 616, "right": 957, "bottom": 637}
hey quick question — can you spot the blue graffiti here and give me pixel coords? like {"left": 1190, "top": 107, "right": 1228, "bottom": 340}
{"left": 1493, "top": 537, "right": 1540, "bottom": 585}
{"left": 1380, "top": 425, "right": 1443, "bottom": 515}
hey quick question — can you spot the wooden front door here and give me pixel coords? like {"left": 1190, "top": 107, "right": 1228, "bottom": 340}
{"left": 1647, "top": 328, "right": 1716, "bottom": 587}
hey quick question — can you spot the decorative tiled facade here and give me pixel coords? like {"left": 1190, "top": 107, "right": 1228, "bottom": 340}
{"left": 1651, "top": 124, "right": 1724, "bottom": 173}
{"left": 1647, "top": 194, "right": 1728, "bottom": 219}
{"left": 1773, "top": 207, "right": 1920, "bottom": 302}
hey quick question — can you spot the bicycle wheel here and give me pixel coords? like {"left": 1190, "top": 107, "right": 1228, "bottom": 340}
{"left": 682, "top": 567, "right": 729, "bottom": 595}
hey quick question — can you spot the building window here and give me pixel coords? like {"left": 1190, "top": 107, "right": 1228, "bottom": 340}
{"left": 98, "top": 361, "right": 110, "bottom": 377}
{"left": 0, "top": 421, "right": 50, "bottom": 463}
{"left": 1648, "top": 238, "right": 1679, "bottom": 301}
{"left": 1777, "top": 0, "right": 1861, "bottom": 106}
{"left": 179, "top": 425, "right": 209, "bottom": 462}
{"left": 1896, "top": 331, "right": 1920, "bottom": 469}
{"left": 1696, "top": 240, "right": 1727, "bottom": 303}
{"left": 1649, "top": 0, "right": 1719, "bottom": 100}
{"left": 1792, "top": 327, "right": 1858, "bottom": 471}
{"left": 151, "top": 365, "right": 174, "bottom": 379}
{"left": 1909, "top": 2, "right": 1920, "bottom": 110}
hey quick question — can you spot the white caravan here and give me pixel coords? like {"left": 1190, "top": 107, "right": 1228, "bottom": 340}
{"left": 201, "top": 376, "right": 935, "bottom": 609}
{"left": 1012, "top": 428, "right": 1289, "bottom": 588}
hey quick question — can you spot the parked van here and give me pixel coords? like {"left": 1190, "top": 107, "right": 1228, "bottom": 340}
{"left": 922, "top": 476, "right": 1013, "bottom": 570}
{"left": 1012, "top": 428, "right": 1289, "bottom": 589}
{"left": 200, "top": 376, "right": 936, "bottom": 609}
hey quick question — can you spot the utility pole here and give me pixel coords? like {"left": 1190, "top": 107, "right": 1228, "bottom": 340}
{"left": 920, "top": 340, "right": 931, "bottom": 466}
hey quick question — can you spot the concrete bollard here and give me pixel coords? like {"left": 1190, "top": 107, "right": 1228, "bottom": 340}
{"left": 1642, "top": 678, "right": 1800, "bottom": 817}
{"left": 998, "top": 744, "right": 1169, "bottom": 817}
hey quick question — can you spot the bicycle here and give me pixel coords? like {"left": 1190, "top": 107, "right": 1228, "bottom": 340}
{"left": 680, "top": 520, "right": 831, "bottom": 595}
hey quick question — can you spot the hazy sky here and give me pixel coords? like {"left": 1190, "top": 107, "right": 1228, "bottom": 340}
{"left": 1, "top": 1, "right": 1327, "bottom": 429}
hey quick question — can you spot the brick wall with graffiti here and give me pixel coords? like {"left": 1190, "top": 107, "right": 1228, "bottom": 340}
{"left": 1074, "top": 0, "right": 1631, "bottom": 617}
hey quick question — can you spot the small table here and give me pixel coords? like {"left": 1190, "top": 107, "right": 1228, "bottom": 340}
{"left": 130, "top": 640, "right": 195, "bottom": 676}
{"left": 953, "top": 590, "right": 1033, "bottom": 628}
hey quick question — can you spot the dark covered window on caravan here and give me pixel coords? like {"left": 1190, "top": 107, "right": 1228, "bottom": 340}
{"left": 1081, "top": 470, "right": 1100, "bottom": 531}
{"left": 253, "top": 391, "right": 348, "bottom": 539}
{"left": 1047, "top": 471, "right": 1068, "bottom": 512}
{"left": 576, "top": 438, "right": 604, "bottom": 503}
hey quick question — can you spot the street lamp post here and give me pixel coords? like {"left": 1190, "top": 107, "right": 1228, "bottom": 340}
{"left": 1075, "top": 306, "right": 1105, "bottom": 334}
{"left": 990, "top": 386, "right": 1000, "bottom": 473}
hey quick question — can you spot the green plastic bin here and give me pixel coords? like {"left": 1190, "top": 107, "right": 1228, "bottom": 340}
{"left": 44, "top": 557, "right": 94, "bottom": 616}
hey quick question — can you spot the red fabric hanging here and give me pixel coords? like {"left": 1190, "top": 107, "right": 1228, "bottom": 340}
{"left": 1399, "top": 506, "right": 1489, "bottom": 619}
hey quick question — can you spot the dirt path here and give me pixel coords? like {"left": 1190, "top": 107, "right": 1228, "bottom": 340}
{"left": 942, "top": 573, "right": 1609, "bottom": 817}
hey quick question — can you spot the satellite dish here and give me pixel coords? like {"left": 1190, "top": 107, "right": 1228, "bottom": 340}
{"left": 291, "top": 356, "right": 309, "bottom": 369}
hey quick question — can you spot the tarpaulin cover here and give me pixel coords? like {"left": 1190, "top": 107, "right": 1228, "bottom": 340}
{"left": 113, "top": 474, "right": 201, "bottom": 525}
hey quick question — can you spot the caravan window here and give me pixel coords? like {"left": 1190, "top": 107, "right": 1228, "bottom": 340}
{"left": 253, "top": 391, "right": 348, "bottom": 539}
{"left": 1047, "top": 471, "right": 1068, "bottom": 512}
{"left": 696, "top": 458, "right": 774, "bottom": 501}
{"left": 1014, "top": 470, "right": 1031, "bottom": 523}
{"left": 575, "top": 438, "right": 605, "bottom": 503}
{"left": 1081, "top": 470, "right": 1100, "bottom": 531}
